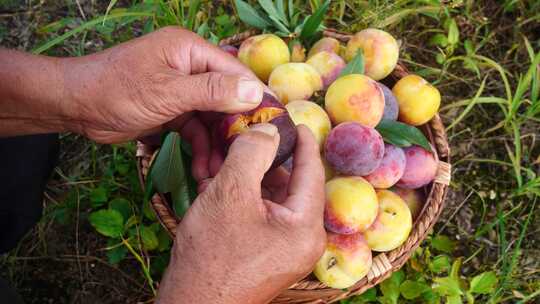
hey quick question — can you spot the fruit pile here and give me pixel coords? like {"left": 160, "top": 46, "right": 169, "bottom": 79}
{"left": 219, "top": 28, "right": 441, "bottom": 289}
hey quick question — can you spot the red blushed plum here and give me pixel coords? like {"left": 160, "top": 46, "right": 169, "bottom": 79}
{"left": 220, "top": 45, "right": 238, "bottom": 57}
{"left": 324, "top": 122, "right": 384, "bottom": 176}
{"left": 378, "top": 82, "right": 399, "bottom": 121}
{"left": 397, "top": 145, "right": 438, "bottom": 189}
{"left": 391, "top": 187, "right": 424, "bottom": 220}
{"left": 364, "top": 144, "right": 406, "bottom": 189}
{"left": 218, "top": 93, "right": 297, "bottom": 168}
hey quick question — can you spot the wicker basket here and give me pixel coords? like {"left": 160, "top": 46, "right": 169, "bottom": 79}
{"left": 136, "top": 29, "right": 451, "bottom": 304}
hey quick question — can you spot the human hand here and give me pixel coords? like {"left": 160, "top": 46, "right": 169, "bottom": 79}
{"left": 61, "top": 26, "right": 264, "bottom": 144}
{"left": 156, "top": 124, "right": 326, "bottom": 304}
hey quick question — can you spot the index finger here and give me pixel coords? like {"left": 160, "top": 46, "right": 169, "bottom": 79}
{"left": 283, "top": 125, "right": 325, "bottom": 217}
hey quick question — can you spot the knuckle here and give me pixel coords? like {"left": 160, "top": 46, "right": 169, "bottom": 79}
{"left": 205, "top": 72, "right": 226, "bottom": 103}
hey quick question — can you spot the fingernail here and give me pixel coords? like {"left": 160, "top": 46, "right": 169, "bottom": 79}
{"left": 250, "top": 123, "right": 278, "bottom": 136}
{"left": 237, "top": 78, "right": 263, "bottom": 104}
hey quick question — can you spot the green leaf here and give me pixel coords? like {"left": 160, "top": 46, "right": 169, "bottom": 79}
{"left": 352, "top": 287, "right": 377, "bottom": 302}
{"left": 469, "top": 271, "right": 498, "bottom": 294}
{"left": 422, "top": 289, "right": 441, "bottom": 304}
{"left": 288, "top": 0, "right": 295, "bottom": 21}
{"left": 431, "top": 235, "right": 456, "bottom": 253}
{"left": 400, "top": 280, "right": 430, "bottom": 300}
{"left": 375, "top": 120, "right": 432, "bottom": 151}
{"left": 429, "top": 33, "right": 448, "bottom": 47}
{"left": 109, "top": 198, "right": 132, "bottom": 221}
{"left": 433, "top": 277, "right": 463, "bottom": 297}
{"left": 258, "top": 0, "right": 288, "bottom": 26}
{"left": 379, "top": 270, "right": 405, "bottom": 304}
{"left": 268, "top": 14, "right": 290, "bottom": 33}
{"left": 447, "top": 295, "right": 463, "bottom": 304}
{"left": 340, "top": 49, "right": 365, "bottom": 77}
{"left": 150, "top": 132, "right": 184, "bottom": 194}
{"left": 106, "top": 239, "right": 127, "bottom": 264}
{"left": 447, "top": 18, "right": 459, "bottom": 45}
{"left": 157, "top": 227, "right": 172, "bottom": 252}
{"left": 235, "top": 0, "right": 271, "bottom": 29}
{"left": 171, "top": 182, "right": 191, "bottom": 217}
{"left": 150, "top": 132, "right": 193, "bottom": 215}
{"left": 429, "top": 255, "right": 451, "bottom": 273}
{"left": 90, "top": 186, "right": 108, "bottom": 207}
{"left": 276, "top": 0, "right": 287, "bottom": 23}
{"left": 89, "top": 209, "right": 124, "bottom": 238}
{"left": 299, "top": 0, "right": 329, "bottom": 41}
{"left": 186, "top": 0, "right": 201, "bottom": 30}
{"left": 140, "top": 225, "right": 159, "bottom": 251}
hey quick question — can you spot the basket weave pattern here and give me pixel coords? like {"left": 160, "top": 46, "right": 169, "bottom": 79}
{"left": 136, "top": 30, "right": 451, "bottom": 304}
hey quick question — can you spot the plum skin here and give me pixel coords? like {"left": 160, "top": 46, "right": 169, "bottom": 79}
{"left": 218, "top": 93, "right": 297, "bottom": 168}
{"left": 364, "top": 144, "right": 406, "bottom": 189}
{"left": 397, "top": 145, "right": 438, "bottom": 189}
{"left": 378, "top": 82, "right": 399, "bottom": 121}
{"left": 324, "top": 122, "right": 385, "bottom": 176}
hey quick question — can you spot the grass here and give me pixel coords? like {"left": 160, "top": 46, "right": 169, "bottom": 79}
{"left": 0, "top": 0, "right": 539, "bottom": 303}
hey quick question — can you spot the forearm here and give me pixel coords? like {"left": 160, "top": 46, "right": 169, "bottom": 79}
{"left": 0, "top": 48, "right": 76, "bottom": 136}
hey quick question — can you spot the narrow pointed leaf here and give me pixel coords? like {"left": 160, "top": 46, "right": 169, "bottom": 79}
{"left": 288, "top": 0, "right": 295, "bottom": 22}
{"left": 299, "top": 0, "right": 330, "bottom": 40}
{"left": 235, "top": 0, "right": 271, "bottom": 29}
{"left": 376, "top": 120, "right": 432, "bottom": 152}
{"left": 258, "top": 0, "right": 288, "bottom": 26}
{"left": 339, "top": 49, "right": 365, "bottom": 76}
{"left": 150, "top": 132, "right": 185, "bottom": 194}
{"left": 276, "top": 0, "right": 287, "bottom": 24}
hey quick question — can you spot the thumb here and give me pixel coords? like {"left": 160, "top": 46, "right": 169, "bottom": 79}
{"left": 212, "top": 123, "right": 280, "bottom": 198}
{"left": 173, "top": 72, "right": 264, "bottom": 113}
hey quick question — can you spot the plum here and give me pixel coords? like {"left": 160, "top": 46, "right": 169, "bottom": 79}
{"left": 308, "top": 37, "right": 341, "bottom": 58}
{"left": 325, "top": 74, "right": 385, "bottom": 127}
{"left": 344, "top": 29, "right": 399, "bottom": 81}
{"left": 378, "top": 82, "right": 399, "bottom": 121}
{"left": 219, "top": 45, "right": 238, "bottom": 57}
{"left": 268, "top": 63, "right": 323, "bottom": 104}
{"left": 306, "top": 51, "right": 346, "bottom": 90}
{"left": 364, "top": 144, "right": 406, "bottom": 189}
{"left": 393, "top": 74, "right": 441, "bottom": 126}
{"left": 218, "top": 93, "right": 297, "bottom": 168}
{"left": 238, "top": 34, "right": 290, "bottom": 82}
{"left": 397, "top": 145, "right": 438, "bottom": 189}
{"left": 324, "top": 122, "right": 384, "bottom": 176}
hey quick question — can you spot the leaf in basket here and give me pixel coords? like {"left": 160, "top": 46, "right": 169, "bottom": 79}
{"left": 150, "top": 132, "right": 185, "bottom": 194}
{"left": 299, "top": 0, "right": 329, "bottom": 41}
{"left": 339, "top": 49, "right": 365, "bottom": 77}
{"left": 149, "top": 132, "right": 194, "bottom": 218}
{"left": 235, "top": 0, "right": 271, "bottom": 30}
{"left": 258, "top": 0, "right": 288, "bottom": 26}
{"left": 376, "top": 119, "right": 432, "bottom": 152}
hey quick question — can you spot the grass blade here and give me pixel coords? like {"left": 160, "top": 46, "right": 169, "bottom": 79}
{"left": 446, "top": 76, "right": 487, "bottom": 130}
{"left": 299, "top": 0, "right": 329, "bottom": 41}
{"left": 32, "top": 11, "right": 152, "bottom": 54}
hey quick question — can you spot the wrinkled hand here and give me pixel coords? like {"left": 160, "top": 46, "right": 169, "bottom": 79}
{"left": 156, "top": 124, "right": 326, "bottom": 304}
{"left": 62, "top": 26, "right": 263, "bottom": 144}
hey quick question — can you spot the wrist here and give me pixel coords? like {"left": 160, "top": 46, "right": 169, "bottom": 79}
{"left": 0, "top": 49, "right": 76, "bottom": 135}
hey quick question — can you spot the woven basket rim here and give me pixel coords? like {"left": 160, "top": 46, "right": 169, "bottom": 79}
{"left": 135, "top": 29, "right": 451, "bottom": 304}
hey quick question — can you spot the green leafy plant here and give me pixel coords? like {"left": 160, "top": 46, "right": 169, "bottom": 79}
{"left": 234, "top": 0, "right": 330, "bottom": 46}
